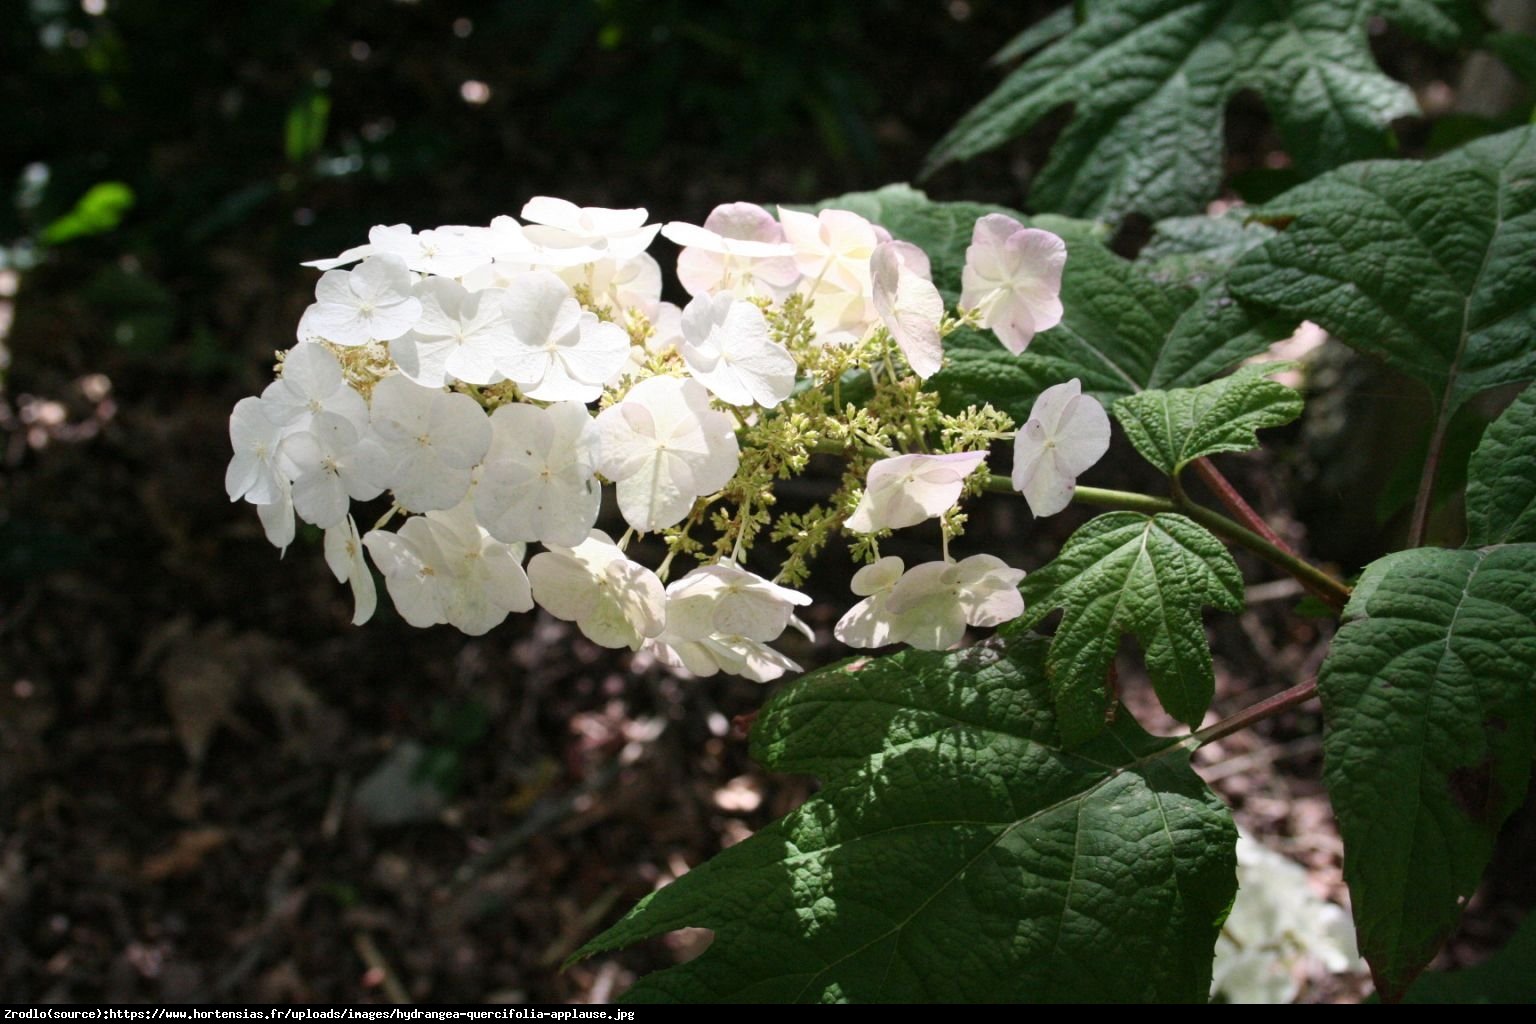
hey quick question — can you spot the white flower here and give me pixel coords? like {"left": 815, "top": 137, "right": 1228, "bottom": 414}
{"left": 389, "top": 277, "right": 516, "bottom": 388}
{"left": 872, "top": 240, "right": 945, "bottom": 379}
{"left": 226, "top": 396, "right": 291, "bottom": 506}
{"left": 282, "top": 415, "right": 384, "bottom": 529}
{"left": 258, "top": 481, "right": 296, "bottom": 553}
{"left": 831, "top": 556, "right": 905, "bottom": 648}
{"left": 259, "top": 343, "right": 369, "bottom": 434}
{"left": 363, "top": 503, "right": 532, "bottom": 635}
{"left": 1211, "top": 833, "right": 1363, "bottom": 1003}
{"left": 777, "top": 206, "right": 884, "bottom": 295}
{"left": 474, "top": 401, "right": 602, "bottom": 548}
{"left": 324, "top": 515, "right": 377, "bottom": 625}
{"left": 663, "top": 562, "right": 811, "bottom": 643}
{"left": 353, "top": 374, "right": 492, "bottom": 512}
{"left": 306, "top": 223, "right": 493, "bottom": 277}
{"left": 1012, "top": 378, "right": 1110, "bottom": 517}
{"left": 520, "top": 197, "right": 660, "bottom": 262}
{"left": 527, "top": 530, "right": 665, "bottom": 650}
{"left": 844, "top": 451, "right": 988, "bottom": 534}
{"left": 500, "top": 271, "right": 630, "bottom": 402}
{"left": 556, "top": 253, "right": 663, "bottom": 319}
{"left": 645, "top": 631, "right": 801, "bottom": 683}
{"left": 960, "top": 214, "right": 1065, "bottom": 354}
{"left": 801, "top": 280, "right": 879, "bottom": 348}
{"left": 678, "top": 293, "right": 796, "bottom": 408}
{"left": 594, "top": 376, "right": 739, "bottom": 532}
{"left": 835, "top": 555, "right": 1025, "bottom": 651}
{"left": 665, "top": 203, "right": 800, "bottom": 300}
{"left": 305, "top": 255, "right": 423, "bottom": 347}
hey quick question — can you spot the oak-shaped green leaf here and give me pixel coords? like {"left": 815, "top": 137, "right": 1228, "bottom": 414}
{"left": 924, "top": 0, "right": 1472, "bottom": 223}
{"left": 1112, "top": 365, "right": 1303, "bottom": 477}
{"left": 1020, "top": 513, "right": 1244, "bottom": 743}
{"left": 576, "top": 637, "right": 1238, "bottom": 1002}
{"left": 1229, "top": 125, "right": 1536, "bottom": 411}
{"left": 1319, "top": 544, "right": 1536, "bottom": 1000}
{"left": 1465, "top": 385, "right": 1536, "bottom": 546}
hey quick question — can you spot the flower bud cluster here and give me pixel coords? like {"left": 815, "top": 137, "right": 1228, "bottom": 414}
{"left": 228, "top": 197, "right": 1104, "bottom": 678}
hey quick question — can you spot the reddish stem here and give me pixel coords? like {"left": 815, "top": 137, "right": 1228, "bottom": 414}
{"left": 1191, "top": 457, "right": 1297, "bottom": 557}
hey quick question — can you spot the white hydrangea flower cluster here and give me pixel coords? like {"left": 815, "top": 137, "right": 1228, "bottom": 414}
{"left": 228, "top": 198, "right": 1103, "bottom": 678}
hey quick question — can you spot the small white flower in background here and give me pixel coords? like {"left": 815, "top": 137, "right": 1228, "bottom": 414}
{"left": 474, "top": 401, "right": 602, "bottom": 548}
{"left": 520, "top": 197, "right": 660, "bottom": 262}
{"left": 259, "top": 343, "right": 369, "bottom": 434}
{"left": 663, "top": 562, "right": 811, "bottom": 644}
{"left": 777, "top": 206, "right": 885, "bottom": 295}
{"left": 835, "top": 554, "right": 1025, "bottom": 651}
{"left": 353, "top": 374, "right": 492, "bottom": 512}
{"left": 595, "top": 376, "right": 739, "bottom": 532}
{"left": 666, "top": 203, "right": 800, "bottom": 300}
{"left": 324, "top": 515, "right": 377, "bottom": 626}
{"left": 388, "top": 277, "right": 516, "bottom": 388}
{"left": 499, "top": 271, "right": 631, "bottom": 402}
{"left": 556, "top": 252, "right": 663, "bottom": 320}
{"left": 871, "top": 240, "right": 945, "bottom": 380}
{"left": 1211, "top": 833, "right": 1363, "bottom": 1003}
{"left": 305, "top": 254, "right": 423, "bottom": 347}
{"left": 679, "top": 293, "right": 796, "bottom": 408}
{"left": 527, "top": 530, "right": 666, "bottom": 650}
{"left": 364, "top": 502, "right": 532, "bottom": 636}
{"left": 844, "top": 451, "right": 988, "bottom": 534}
{"left": 960, "top": 213, "right": 1065, "bottom": 355}
{"left": 1012, "top": 378, "right": 1110, "bottom": 517}
{"left": 801, "top": 280, "right": 879, "bottom": 348}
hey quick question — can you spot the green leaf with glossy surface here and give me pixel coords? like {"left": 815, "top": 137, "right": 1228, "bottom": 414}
{"left": 924, "top": 0, "right": 1468, "bottom": 223}
{"left": 1319, "top": 544, "right": 1536, "bottom": 999}
{"left": 1229, "top": 126, "right": 1536, "bottom": 410}
{"left": 1465, "top": 385, "right": 1536, "bottom": 545}
{"left": 576, "top": 637, "right": 1237, "bottom": 1002}
{"left": 1112, "top": 365, "right": 1304, "bottom": 476}
{"left": 1020, "top": 513, "right": 1245, "bottom": 743}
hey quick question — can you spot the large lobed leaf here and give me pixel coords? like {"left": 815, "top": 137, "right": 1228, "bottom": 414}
{"left": 1464, "top": 384, "right": 1536, "bottom": 546}
{"left": 1019, "top": 513, "right": 1244, "bottom": 744}
{"left": 1112, "top": 364, "right": 1304, "bottom": 477}
{"left": 576, "top": 637, "right": 1238, "bottom": 1002}
{"left": 924, "top": 0, "right": 1475, "bottom": 223}
{"left": 1319, "top": 543, "right": 1536, "bottom": 1000}
{"left": 1229, "top": 125, "right": 1536, "bottom": 412}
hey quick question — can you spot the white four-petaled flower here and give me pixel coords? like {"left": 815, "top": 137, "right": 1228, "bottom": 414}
{"left": 527, "top": 530, "right": 666, "bottom": 650}
{"left": 844, "top": 451, "right": 988, "bottom": 534}
{"left": 678, "top": 293, "right": 796, "bottom": 408}
{"left": 594, "top": 376, "right": 739, "bottom": 532}
{"left": 1012, "top": 378, "right": 1110, "bottom": 517}
{"left": 834, "top": 554, "right": 1025, "bottom": 651}
{"left": 960, "top": 213, "right": 1066, "bottom": 355}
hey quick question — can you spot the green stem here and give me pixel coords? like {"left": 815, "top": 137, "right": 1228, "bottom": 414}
{"left": 1189, "top": 458, "right": 1298, "bottom": 558}
{"left": 1408, "top": 385, "right": 1455, "bottom": 548}
{"left": 984, "top": 476, "right": 1351, "bottom": 609}
{"left": 1192, "top": 679, "right": 1318, "bottom": 748}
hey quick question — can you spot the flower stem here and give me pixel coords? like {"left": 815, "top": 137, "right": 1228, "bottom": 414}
{"left": 985, "top": 477, "right": 1352, "bottom": 610}
{"left": 1409, "top": 385, "right": 1455, "bottom": 548}
{"left": 1192, "top": 679, "right": 1319, "bottom": 748}
{"left": 1189, "top": 457, "right": 1296, "bottom": 557}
